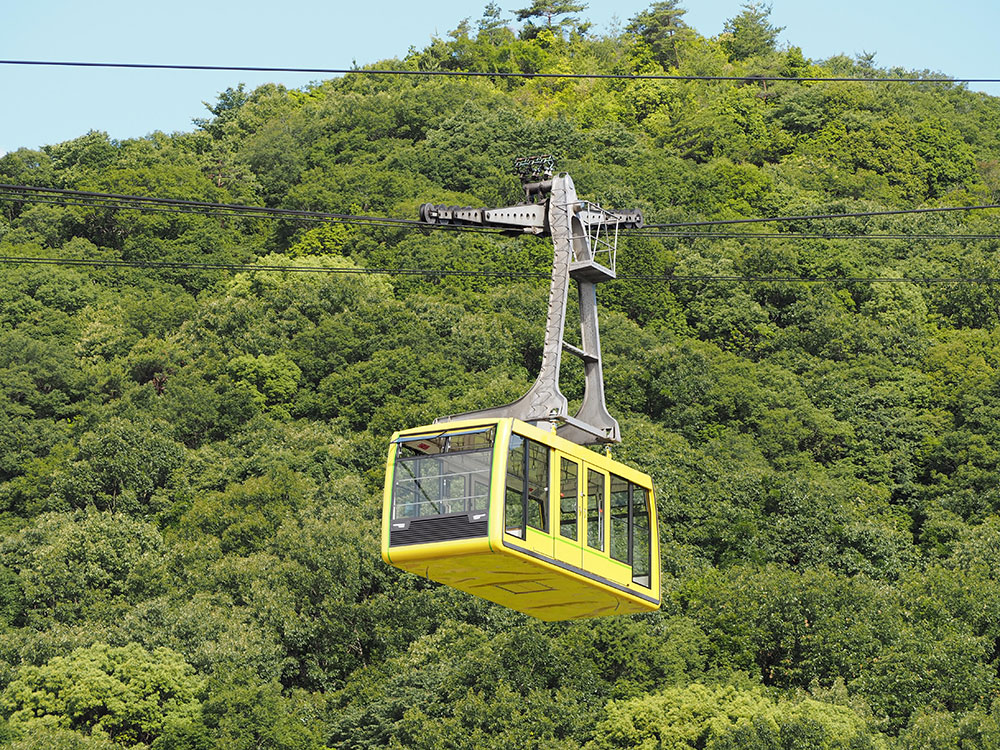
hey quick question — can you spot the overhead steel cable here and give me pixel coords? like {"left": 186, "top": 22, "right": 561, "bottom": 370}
{"left": 3, "top": 184, "right": 999, "bottom": 242}
{"left": 0, "top": 196, "right": 507, "bottom": 236}
{"left": 0, "top": 184, "right": 506, "bottom": 235}
{"left": 614, "top": 274, "right": 1000, "bottom": 285}
{"left": 7, "top": 195, "right": 998, "bottom": 244}
{"left": 0, "top": 183, "right": 423, "bottom": 227}
{"left": 3, "top": 254, "right": 1000, "bottom": 285}
{"left": 641, "top": 203, "right": 1000, "bottom": 229}
{"left": 0, "top": 59, "right": 993, "bottom": 84}
{"left": 622, "top": 231, "right": 1000, "bottom": 241}
{"left": 0, "top": 255, "right": 550, "bottom": 278}
{"left": 0, "top": 194, "right": 440, "bottom": 230}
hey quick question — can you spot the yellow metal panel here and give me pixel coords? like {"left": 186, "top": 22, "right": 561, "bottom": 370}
{"left": 488, "top": 419, "right": 513, "bottom": 552}
{"left": 394, "top": 544, "right": 658, "bottom": 621}
{"left": 492, "top": 541, "right": 658, "bottom": 619}
{"left": 381, "top": 437, "right": 399, "bottom": 565}
{"left": 386, "top": 536, "right": 493, "bottom": 564}
{"left": 553, "top": 537, "right": 582, "bottom": 569}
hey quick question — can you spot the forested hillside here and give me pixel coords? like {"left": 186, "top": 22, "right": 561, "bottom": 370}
{"left": 5, "top": 2, "right": 1000, "bottom": 748}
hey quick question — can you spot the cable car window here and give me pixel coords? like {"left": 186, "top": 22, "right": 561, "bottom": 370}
{"left": 587, "top": 469, "right": 605, "bottom": 551}
{"left": 472, "top": 480, "right": 490, "bottom": 512}
{"left": 631, "top": 484, "right": 652, "bottom": 587}
{"left": 444, "top": 472, "right": 467, "bottom": 511}
{"left": 505, "top": 435, "right": 550, "bottom": 537}
{"left": 610, "top": 474, "right": 629, "bottom": 563}
{"left": 391, "top": 427, "right": 495, "bottom": 520}
{"left": 527, "top": 441, "right": 549, "bottom": 533}
{"left": 396, "top": 427, "right": 494, "bottom": 457}
{"left": 505, "top": 435, "right": 525, "bottom": 537}
{"left": 559, "top": 458, "right": 578, "bottom": 540}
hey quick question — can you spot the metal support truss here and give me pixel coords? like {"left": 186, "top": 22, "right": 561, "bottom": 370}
{"left": 420, "top": 171, "right": 642, "bottom": 445}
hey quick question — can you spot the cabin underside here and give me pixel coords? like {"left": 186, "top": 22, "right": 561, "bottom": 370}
{"left": 392, "top": 547, "right": 657, "bottom": 621}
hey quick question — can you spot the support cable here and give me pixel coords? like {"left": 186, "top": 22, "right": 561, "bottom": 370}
{"left": 3, "top": 184, "right": 1000, "bottom": 239}
{"left": 3, "top": 254, "right": 1000, "bottom": 285}
{"left": 0, "top": 59, "right": 993, "bottom": 85}
{"left": 640, "top": 203, "right": 1000, "bottom": 229}
{"left": 0, "top": 185, "right": 506, "bottom": 235}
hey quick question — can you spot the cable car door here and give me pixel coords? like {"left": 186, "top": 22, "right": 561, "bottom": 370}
{"left": 523, "top": 438, "right": 553, "bottom": 557}
{"left": 582, "top": 466, "right": 608, "bottom": 577}
{"left": 554, "top": 454, "right": 583, "bottom": 569}
{"left": 504, "top": 434, "right": 553, "bottom": 558}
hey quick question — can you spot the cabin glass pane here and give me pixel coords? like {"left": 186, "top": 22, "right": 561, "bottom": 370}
{"left": 526, "top": 440, "right": 549, "bottom": 533}
{"left": 505, "top": 435, "right": 525, "bottom": 537}
{"left": 392, "top": 428, "right": 495, "bottom": 520}
{"left": 587, "top": 469, "right": 605, "bottom": 551}
{"left": 610, "top": 474, "right": 629, "bottom": 563}
{"left": 559, "top": 458, "right": 578, "bottom": 540}
{"left": 631, "top": 484, "right": 652, "bottom": 587}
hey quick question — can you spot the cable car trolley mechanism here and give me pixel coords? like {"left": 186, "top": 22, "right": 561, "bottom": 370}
{"left": 381, "top": 159, "right": 660, "bottom": 620}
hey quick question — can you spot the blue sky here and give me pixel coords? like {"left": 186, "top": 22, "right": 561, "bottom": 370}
{"left": 1, "top": 0, "right": 997, "bottom": 156}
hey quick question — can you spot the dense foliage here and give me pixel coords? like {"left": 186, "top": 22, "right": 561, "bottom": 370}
{"left": 4, "top": 2, "right": 1000, "bottom": 747}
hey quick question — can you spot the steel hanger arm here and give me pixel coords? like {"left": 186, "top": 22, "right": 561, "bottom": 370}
{"left": 424, "top": 171, "right": 639, "bottom": 445}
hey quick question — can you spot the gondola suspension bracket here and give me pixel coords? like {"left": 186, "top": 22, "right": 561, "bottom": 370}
{"left": 420, "top": 159, "right": 643, "bottom": 445}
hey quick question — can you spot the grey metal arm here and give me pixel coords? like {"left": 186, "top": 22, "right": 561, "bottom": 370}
{"left": 424, "top": 172, "right": 641, "bottom": 445}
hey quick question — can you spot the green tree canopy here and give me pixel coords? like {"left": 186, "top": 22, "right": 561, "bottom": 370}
{"left": 627, "top": 0, "right": 690, "bottom": 69}
{"left": 1, "top": 643, "right": 205, "bottom": 748}
{"left": 720, "top": 2, "right": 784, "bottom": 61}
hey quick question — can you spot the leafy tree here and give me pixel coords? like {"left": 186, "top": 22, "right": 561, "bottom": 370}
{"left": 897, "top": 706, "right": 1000, "bottom": 750}
{"left": 43, "top": 132, "right": 118, "bottom": 184}
{"left": 515, "top": 0, "right": 587, "bottom": 27}
{"left": 673, "top": 565, "right": 903, "bottom": 687}
{"left": 720, "top": 3, "right": 784, "bottom": 61}
{"left": 228, "top": 353, "right": 302, "bottom": 416}
{"left": 53, "top": 417, "right": 185, "bottom": 515}
{"left": 1, "top": 643, "right": 205, "bottom": 748}
{"left": 850, "top": 626, "right": 998, "bottom": 733}
{"left": 200, "top": 674, "right": 324, "bottom": 750}
{"left": 515, "top": 0, "right": 589, "bottom": 37}
{"left": 478, "top": 2, "right": 509, "bottom": 40}
{"left": 0, "top": 510, "right": 165, "bottom": 626}
{"left": 0, "top": 725, "right": 118, "bottom": 750}
{"left": 586, "top": 681, "right": 888, "bottom": 749}
{"left": 192, "top": 84, "right": 252, "bottom": 139}
{"left": 627, "top": 1, "right": 690, "bottom": 69}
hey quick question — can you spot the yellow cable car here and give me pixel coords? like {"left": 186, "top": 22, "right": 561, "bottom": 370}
{"left": 385, "top": 168, "right": 658, "bottom": 619}
{"left": 381, "top": 417, "right": 660, "bottom": 621}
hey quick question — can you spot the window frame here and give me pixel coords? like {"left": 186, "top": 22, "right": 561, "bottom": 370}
{"left": 586, "top": 468, "right": 605, "bottom": 552}
{"left": 391, "top": 427, "right": 496, "bottom": 521}
{"left": 631, "top": 484, "right": 652, "bottom": 588}
{"left": 559, "top": 456, "right": 579, "bottom": 541}
{"left": 504, "top": 433, "right": 551, "bottom": 538}
{"left": 608, "top": 473, "right": 655, "bottom": 588}
{"left": 609, "top": 474, "right": 630, "bottom": 563}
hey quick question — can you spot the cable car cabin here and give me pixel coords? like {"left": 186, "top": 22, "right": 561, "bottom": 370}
{"left": 381, "top": 418, "right": 660, "bottom": 620}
